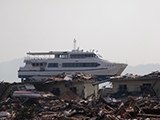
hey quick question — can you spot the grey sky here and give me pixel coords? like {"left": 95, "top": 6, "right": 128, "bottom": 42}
{"left": 0, "top": 0, "right": 160, "bottom": 66}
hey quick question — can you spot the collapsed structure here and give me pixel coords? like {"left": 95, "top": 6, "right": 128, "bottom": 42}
{"left": 1, "top": 72, "right": 160, "bottom": 119}
{"left": 109, "top": 71, "right": 160, "bottom": 98}
{"left": 25, "top": 72, "right": 100, "bottom": 99}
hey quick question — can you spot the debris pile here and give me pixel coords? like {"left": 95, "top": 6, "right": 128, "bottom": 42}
{"left": 25, "top": 72, "right": 98, "bottom": 82}
{"left": 110, "top": 73, "right": 142, "bottom": 79}
{"left": 48, "top": 72, "right": 97, "bottom": 81}
{"left": 0, "top": 88, "right": 160, "bottom": 119}
{"left": 1, "top": 71, "right": 160, "bottom": 119}
{"left": 110, "top": 71, "right": 160, "bottom": 80}
{"left": 143, "top": 71, "right": 160, "bottom": 78}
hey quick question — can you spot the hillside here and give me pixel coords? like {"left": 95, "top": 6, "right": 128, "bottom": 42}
{"left": 0, "top": 58, "right": 24, "bottom": 82}
{"left": 122, "top": 64, "right": 160, "bottom": 75}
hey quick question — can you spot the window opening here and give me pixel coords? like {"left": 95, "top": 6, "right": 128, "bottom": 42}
{"left": 70, "top": 87, "right": 77, "bottom": 94}
{"left": 52, "top": 88, "right": 60, "bottom": 95}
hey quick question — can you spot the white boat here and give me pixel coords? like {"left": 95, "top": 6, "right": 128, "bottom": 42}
{"left": 18, "top": 42, "right": 127, "bottom": 80}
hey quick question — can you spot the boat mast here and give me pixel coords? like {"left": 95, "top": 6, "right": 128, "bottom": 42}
{"left": 73, "top": 39, "right": 76, "bottom": 50}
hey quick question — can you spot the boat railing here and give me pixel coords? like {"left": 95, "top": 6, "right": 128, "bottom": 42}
{"left": 24, "top": 56, "right": 54, "bottom": 60}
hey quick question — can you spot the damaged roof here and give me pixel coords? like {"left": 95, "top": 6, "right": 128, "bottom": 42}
{"left": 109, "top": 71, "right": 160, "bottom": 82}
{"left": 59, "top": 89, "right": 81, "bottom": 101}
{"left": 24, "top": 72, "right": 101, "bottom": 84}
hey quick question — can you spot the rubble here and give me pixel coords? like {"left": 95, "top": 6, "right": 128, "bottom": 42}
{"left": 25, "top": 72, "right": 99, "bottom": 82}
{"left": 0, "top": 87, "right": 160, "bottom": 119}
{"left": 110, "top": 71, "right": 160, "bottom": 80}
{"left": 1, "top": 72, "right": 160, "bottom": 119}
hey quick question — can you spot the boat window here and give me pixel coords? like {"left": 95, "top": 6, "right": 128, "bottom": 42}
{"left": 71, "top": 54, "right": 97, "bottom": 59}
{"left": 62, "top": 63, "right": 100, "bottom": 67}
{"left": 32, "top": 63, "right": 47, "bottom": 67}
{"left": 32, "top": 63, "right": 35, "bottom": 67}
{"left": 48, "top": 63, "right": 58, "bottom": 67}
{"left": 56, "top": 54, "right": 68, "bottom": 59}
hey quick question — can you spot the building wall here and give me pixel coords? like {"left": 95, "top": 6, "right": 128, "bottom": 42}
{"left": 42, "top": 82, "right": 68, "bottom": 95}
{"left": 84, "top": 82, "right": 99, "bottom": 98}
{"left": 42, "top": 81, "right": 99, "bottom": 98}
{"left": 69, "top": 82, "right": 85, "bottom": 98}
{"left": 152, "top": 80, "right": 160, "bottom": 97}
{"left": 112, "top": 79, "right": 158, "bottom": 93}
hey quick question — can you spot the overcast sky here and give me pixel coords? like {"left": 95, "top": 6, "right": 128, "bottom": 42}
{"left": 0, "top": 0, "right": 160, "bottom": 66}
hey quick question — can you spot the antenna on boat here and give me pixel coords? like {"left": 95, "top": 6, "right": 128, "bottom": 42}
{"left": 73, "top": 39, "right": 76, "bottom": 50}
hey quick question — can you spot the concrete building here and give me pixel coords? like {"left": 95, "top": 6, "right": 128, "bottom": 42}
{"left": 109, "top": 73, "right": 160, "bottom": 97}
{"left": 33, "top": 80, "right": 99, "bottom": 99}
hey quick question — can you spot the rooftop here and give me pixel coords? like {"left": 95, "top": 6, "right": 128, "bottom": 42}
{"left": 24, "top": 72, "right": 102, "bottom": 84}
{"left": 109, "top": 71, "right": 160, "bottom": 82}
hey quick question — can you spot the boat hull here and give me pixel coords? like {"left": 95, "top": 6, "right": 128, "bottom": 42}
{"left": 18, "top": 64, "right": 127, "bottom": 80}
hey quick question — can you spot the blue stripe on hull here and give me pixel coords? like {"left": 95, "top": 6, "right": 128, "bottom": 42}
{"left": 19, "top": 75, "right": 35, "bottom": 78}
{"left": 19, "top": 75, "right": 114, "bottom": 80}
{"left": 18, "top": 68, "right": 108, "bottom": 72}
